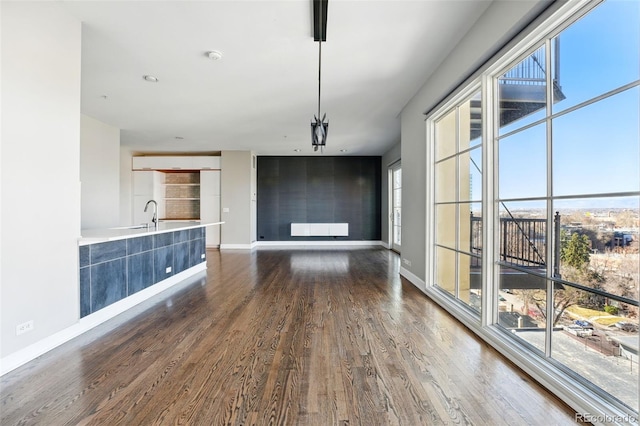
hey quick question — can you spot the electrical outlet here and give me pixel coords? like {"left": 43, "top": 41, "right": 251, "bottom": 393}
{"left": 402, "top": 258, "right": 412, "bottom": 267}
{"left": 165, "top": 266, "right": 172, "bottom": 274}
{"left": 16, "top": 320, "right": 34, "bottom": 335}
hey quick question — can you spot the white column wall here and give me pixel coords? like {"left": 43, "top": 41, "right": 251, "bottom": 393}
{"left": 1, "top": 3, "right": 82, "bottom": 358}
{"left": 80, "top": 114, "right": 120, "bottom": 229}
{"left": 220, "top": 151, "right": 254, "bottom": 248}
{"left": 119, "top": 147, "right": 134, "bottom": 226}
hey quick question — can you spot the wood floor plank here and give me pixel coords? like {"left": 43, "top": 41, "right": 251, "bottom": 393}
{"left": 1, "top": 247, "right": 579, "bottom": 425}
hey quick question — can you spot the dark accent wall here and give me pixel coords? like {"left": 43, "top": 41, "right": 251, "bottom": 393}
{"left": 257, "top": 156, "right": 381, "bottom": 241}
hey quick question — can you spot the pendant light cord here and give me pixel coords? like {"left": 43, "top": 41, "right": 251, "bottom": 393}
{"left": 317, "top": 5, "right": 322, "bottom": 119}
{"left": 318, "top": 39, "right": 322, "bottom": 118}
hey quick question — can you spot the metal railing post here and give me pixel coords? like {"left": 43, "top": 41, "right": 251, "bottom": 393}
{"left": 554, "top": 211, "right": 561, "bottom": 278}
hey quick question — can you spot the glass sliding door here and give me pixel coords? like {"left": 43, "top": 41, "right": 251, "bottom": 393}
{"left": 391, "top": 163, "right": 402, "bottom": 252}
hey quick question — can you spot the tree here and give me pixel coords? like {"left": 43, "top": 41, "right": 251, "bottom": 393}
{"left": 616, "top": 209, "right": 640, "bottom": 228}
{"left": 560, "top": 231, "right": 591, "bottom": 269}
{"left": 531, "top": 287, "right": 581, "bottom": 326}
{"left": 527, "top": 231, "right": 604, "bottom": 326}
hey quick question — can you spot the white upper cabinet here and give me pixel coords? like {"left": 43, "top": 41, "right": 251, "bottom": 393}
{"left": 189, "top": 156, "right": 220, "bottom": 170}
{"left": 132, "top": 156, "right": 221, "bottom": 170}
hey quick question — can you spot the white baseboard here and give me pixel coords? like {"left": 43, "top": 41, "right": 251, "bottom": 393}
{"left": 0, "top": 263, "right": 207, "bottom": 377}
{"left": 399, "top": 266, "right": 426, "bottom": 292}
{"left": 219, "top": 243, "right": 255, "bottom": 249}
{"left": 380, "top": 241, "right": 390, "bottom": 249}
{"left": 255, "top": 240, "right": 384, "bottom": 247}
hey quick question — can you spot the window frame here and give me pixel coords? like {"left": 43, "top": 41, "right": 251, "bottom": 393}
{"left": 429, "top": 84, "right": 484, "bottom": 313}
{"left": 424, "top": 0, "right": 638, "bottom": 420}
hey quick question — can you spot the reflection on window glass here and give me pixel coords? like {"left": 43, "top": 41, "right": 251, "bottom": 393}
{"left": 462, "top": 91, "right": 483, "bottom": 148}
{"left": 553, "top": 87, "right": 639, "bottom": 196}
{"left": 468, "top": 203, "right": 483, "bottom": 257}
{"left": 458, "top": 203, "right": 474, "bottom": 253}
{"left": 499, "top": 44, "right": 547, "bottom": 135}
{"left": 467, "top": 205, "right": 482, "bottom": 315}
{"left": 435, "top": 158, "right": 456, "bottom": 203}
{"left": 435, "top": 109, "right": 457, "bottom": 161}
{"left": 552, "top": 0, "right": 640, "bottom": 113}
{"left": 551, "top": 285, "right": 639, "bottom": 411}
{"left": 436, "top": 246, "right": 456, "bottom": 296}
{"left": 436, "top": 204, "right": 456, "bottom": 249}
{"left": 434, "top": 90, "right": 483, "bottom": 316}
{"left": 459, "top": 147, "right": 482, "bottom": 202}
{"left": 459, "top": 252, "right": 481, "bottom": 313}
{"left": 499, "top": 123, "right": 547, "bottom": 199}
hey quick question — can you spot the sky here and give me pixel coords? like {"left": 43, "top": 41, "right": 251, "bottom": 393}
{"left": 496, "top": 0, "right": 639, "bottom": 210}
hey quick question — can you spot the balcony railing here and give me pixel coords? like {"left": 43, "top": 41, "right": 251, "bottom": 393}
{"left": 498, "top": 40, "right": 565, "bottom": 127}
{"left": 499, "top": 46, "right": 547, "bottom": 87}
{"left": 470, "top": 214, "right": 550, "bottom": 269}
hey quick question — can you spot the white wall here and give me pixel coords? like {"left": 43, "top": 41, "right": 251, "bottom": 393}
{"left": 80, "top": 115, "right": 120, "bottom": 229}
{"left": 119, "top": 147, "right": 134, "bottom": 226}
{"left": 1, "top": 2, "right": 81, "bottom": 358}
{"left": 399, "top": 0, "right": 550, "bottom": 283}
{"left": 220, "top": 151, "right": 255, "bottom": 248}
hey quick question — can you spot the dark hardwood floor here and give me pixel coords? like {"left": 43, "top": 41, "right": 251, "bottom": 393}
{"left": 1, "top": 247, "right": 579, "bottom": 425}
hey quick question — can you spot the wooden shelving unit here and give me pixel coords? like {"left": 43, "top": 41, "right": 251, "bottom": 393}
{"left": 162, "top": 171, "right": 201, "bottom": 220}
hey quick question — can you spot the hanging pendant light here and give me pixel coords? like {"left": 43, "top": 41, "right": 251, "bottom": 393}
{"left": 311, "top": 0, "right": 328, "bottom": 152}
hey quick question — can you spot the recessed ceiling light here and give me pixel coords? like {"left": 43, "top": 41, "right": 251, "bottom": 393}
{"left": 293, "top": 149, "right": 301, "bottom": 152}
{"left": 143, "top": 75, "right": 159, "bottom": 83}
{"left": 340, "top": 149, "right": 347, "bottom": 152}
{"left": 100, "top": 95, "right": 108, "bottom": 100}
{"left": 175, "top": 136, "right": 184, "bottom": 140}
{"left": 207, "top": 50, "right": 223, "bottom": 60}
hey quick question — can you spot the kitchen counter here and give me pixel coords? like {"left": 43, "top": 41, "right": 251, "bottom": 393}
{"left": 79, "top": 221, "right": 224, "bottom": 245}
{"left": 78, "top": 221, "right": 223, "bottom": 318}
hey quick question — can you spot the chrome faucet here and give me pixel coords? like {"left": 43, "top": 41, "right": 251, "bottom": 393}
{"left": 144, "top": 199, "right": 158, "bottom": 226}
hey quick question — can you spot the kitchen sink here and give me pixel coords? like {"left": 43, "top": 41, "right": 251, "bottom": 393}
{"left": 109, "top": 224, "right": 150, "bottom": 230}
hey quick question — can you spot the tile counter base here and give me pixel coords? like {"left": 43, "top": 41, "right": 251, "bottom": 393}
{"left": 79, "top": 228, "right": 206, "bottom": 317}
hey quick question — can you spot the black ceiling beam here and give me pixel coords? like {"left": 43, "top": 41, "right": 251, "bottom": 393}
{"left": 313, "top": 0, "right": 328, "bottom": 42}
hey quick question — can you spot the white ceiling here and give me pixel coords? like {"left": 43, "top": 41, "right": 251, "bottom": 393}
{"left": 61, "top": 0, "right": 493, "bottom": 156}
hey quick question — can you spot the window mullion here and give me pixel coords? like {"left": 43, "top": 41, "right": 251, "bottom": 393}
{"left": 544, "top": 37, "right": 554, "bottom": 358}
{"left": 482, "top": 73, "right": 496, "bottom": 327}
{"left": 454, "top": 106, "right": 460, "bottom": 299}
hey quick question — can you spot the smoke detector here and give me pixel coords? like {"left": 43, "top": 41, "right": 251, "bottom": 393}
{"left": 207, "top": 51, "right": 223, "bottom": 60}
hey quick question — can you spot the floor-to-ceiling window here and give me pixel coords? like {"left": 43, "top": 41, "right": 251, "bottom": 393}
{"left": 427, "top": 0, "right": 639, "bottom": 418}
{"left": 391, "top": 163, "right": 402, "bottom": 252}
{"left": 432, "top": 89, "right": 483, "bottom": 313}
